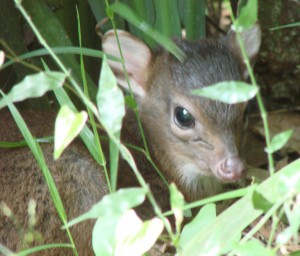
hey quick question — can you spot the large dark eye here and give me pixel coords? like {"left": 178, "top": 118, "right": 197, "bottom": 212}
{"left": 174, "top": 107, "right": 195, "bottom": 129}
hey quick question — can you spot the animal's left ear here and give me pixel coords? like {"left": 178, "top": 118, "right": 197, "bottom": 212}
{"left": 102, "top": 30, "right": 152, "bottom": 99}
{"left": 223, "top": 24, "right": 261, "bottom": 79}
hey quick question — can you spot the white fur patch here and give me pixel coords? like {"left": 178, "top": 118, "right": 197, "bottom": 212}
{"left": 177, "top": 163, "right": 223, "bottom": 200}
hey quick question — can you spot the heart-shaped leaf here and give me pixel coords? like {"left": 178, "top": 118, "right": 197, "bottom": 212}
{"left": 54, "top": 105, "right": 88, "bottom": 159}
{"left": 66, "top": 188, "right": 147, "bottom": 228}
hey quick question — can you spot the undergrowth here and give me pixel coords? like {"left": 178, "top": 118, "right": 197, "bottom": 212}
{"left": 0, "top": 0, "right": 299, "bottom": 255}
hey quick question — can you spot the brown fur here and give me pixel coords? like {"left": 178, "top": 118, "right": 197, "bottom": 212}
{"left": 0, "top": 111, "right": 107, "bottom": 255}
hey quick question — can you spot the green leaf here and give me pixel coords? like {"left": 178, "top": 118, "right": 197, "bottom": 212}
{"left": 193, "top": 81, "right": 258, "bottom": 104}
{"left": 289, "top": 250, "right": 300, "bottom": 256}
{"left": 180, "top": 159, "right": 300, "bottom": 256}
{"left": 97, "top": 55, "right": 125, "bottom": 134}
{"left": 234, "top": 0, "right": 258, "bottom": 32}
{"left": 232, "top": 240, "right": 274, "bottom": 256}
{"left": 115, "top": 210, "right": 164, "bottom": 256}
{"left": 265, "top": 129, "right": 294, "bottom": 154}
{"left": 0, "top": 71, "right": 66, "bottom": 109}
{"left": 53, "top": 85, "right": 105, "bottom": 165}
{"left": 170, "top": 183, "right": 185, "bottom": 234}
{"left": 179, "top": 204, "right": 216, "bottom": 248}
{"left": 92, "top": 214, "right": 121, "bottom": 256}
{"left": 66, "top": 188, "right": 147, "bottom": 228}
{"left": 252, "top": 190, "right": 273, "bottom": 212}
{"left": 54, "top": 106, "right": 88, "bottom": 160}
{"left": 277, "top": 165, "right": 300, "bottom": 199}
{"left": 97, "top": 55, "right": 124, "bottom": 191}
{"left": 92, "top": 210, "right": 163, "bottom": 256}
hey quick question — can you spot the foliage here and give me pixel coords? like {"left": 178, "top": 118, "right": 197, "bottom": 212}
{"left": 0, "top": 0, "right": 299, "bottom": 255}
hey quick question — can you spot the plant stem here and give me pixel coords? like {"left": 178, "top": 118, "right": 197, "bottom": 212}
{"left": 105, "top": 0, "right": 175, "bottom": 241}
{"left": 229, "top": 18, "right": 275, "bottom": 178}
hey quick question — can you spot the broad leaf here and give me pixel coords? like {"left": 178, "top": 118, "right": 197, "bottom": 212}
{"left": 234, "top": 0, "right": 258, "bottom": 32}
{"left": 54, "top": 106, "right": 88, "bottom": 159}
{"left": 193, "top": 81, "right": 258, "bottom": 104}
{"left": 0, "top": 71, "right": 66, "bottom": 109}
{"left": 53, "top": 86, "right": 105, "bottom": 165}
{"left": 180, "top": 159, "right": 300, "bottom": 256}
{"left": 232, "top": 240, "right": 274, "bottom": 256}
{"left": 66, "top": 188, "right": 147, "bottom": 228}
{"left": 92, "top": 210, "right": 163, "bottom": 256}
{"left": 115, "top": 210, "right": 164, "bottom": 256}
{"left": 97, "top": 55, "right": 125, "bottom": 134}
{"left": 179, "top": 204, "right": 216, "bottom": 248}
{"left": 265, "top": 129, "right": 293, "bottom": 154}
{"left": 93, "top": 214, "right": 121, "bottom": 256}
{"left": 252, "top": 190, "right": 273, "bottom": 212}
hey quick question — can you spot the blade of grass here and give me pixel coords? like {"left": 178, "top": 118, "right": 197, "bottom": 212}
{"left": 16, "top": 243, "right": 73, "bottom": 256}
{"left": 109, "top": 2, "right": 185, "bottom": 61}
{"left": 153, "top": 0, "right": 181, "bottom": 37}
{"left": 180, "top": 0, "right": 206, "bottom": 39}
{"left": 1, "top": 47, "right": 120, "bottom": 70}
{"left": 122, "top": 0, "right": 155, "bottom": 47}
{"left": 0, "top": 137, "right": 53, "bottom": 148}
{"left": 270, "top": 22, "right": 300, "bottom": 30}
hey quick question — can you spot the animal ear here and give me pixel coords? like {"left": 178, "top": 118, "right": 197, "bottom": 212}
{"left": 102, "top": 30, "right": 152, "bottom": 98}
{"left": 224, "top": 24, "right": 261, "bottom": 79}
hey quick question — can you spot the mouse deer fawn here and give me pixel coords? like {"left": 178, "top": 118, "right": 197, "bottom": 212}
{"left": 0, "top": 24, "right": 261, "bottom": 255}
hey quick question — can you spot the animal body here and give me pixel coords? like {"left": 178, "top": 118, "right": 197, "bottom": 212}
{"left": 0, "top": 25, "right": 261, "bottom": 255}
